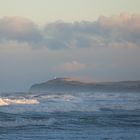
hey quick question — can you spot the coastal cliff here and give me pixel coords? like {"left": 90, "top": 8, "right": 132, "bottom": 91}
{"left": 30, "top": 77, "right": 140, "bottom": 93}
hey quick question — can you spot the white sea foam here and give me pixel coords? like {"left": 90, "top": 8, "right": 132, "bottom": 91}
{"left": 39, "top": 94, "right": 80, "bottom": 102}
{"left": 0, "top": 98, "right": 39, "bottom": 106}
{"left": 0, "top": 92, "right": 140, "bottom": 113}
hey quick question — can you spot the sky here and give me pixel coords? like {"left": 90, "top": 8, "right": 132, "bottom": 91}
{"left": 0, "top": 0, "right": 140, "bottom": 24}
{"left": 0, "top": 0, "right": 140, "bottom": 91}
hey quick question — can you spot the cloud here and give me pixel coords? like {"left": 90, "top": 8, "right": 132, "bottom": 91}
{"left": 0, "top": 13, "right": 140, "bottom": 49}
{"left": 0, "top": 40, "right": 31, "bottom": 53}
{"left": 44, "top": 13, "right": 140, "bottom": 49}
{"left": 54, "top": 61, "right": 86, "bottom": 72}
{"left": 0, "top": 17, "right": 42, "bottom": 43}
{"left": 98, "top": 13, "right": 140, "bottom": 31}
{"left": 0, "top": 14, "right": 140, "bottom": 91}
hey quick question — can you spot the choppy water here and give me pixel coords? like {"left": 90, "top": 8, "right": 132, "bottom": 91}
{"left": 0, "top": 91, "right": 140, "bottom": 140}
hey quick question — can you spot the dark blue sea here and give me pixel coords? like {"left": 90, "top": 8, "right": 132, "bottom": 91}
{"left": 0, "top": 91, "right": 140, "bottom": 140}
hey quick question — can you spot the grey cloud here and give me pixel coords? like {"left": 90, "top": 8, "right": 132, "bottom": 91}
{"left": 0, "top": 17, "right": 42, "bottom": 43}
{"left": 44, "top": 13, "right": 140, "bottom": 49}
{"left": 0, "top": 14, "right": 140, "bottom": 49}
{"left": 97, "top": 13, "right": 140, "bottom": 45}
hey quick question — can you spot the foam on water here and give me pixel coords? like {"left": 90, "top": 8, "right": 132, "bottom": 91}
{"left": 0, "top": 98, "right": 39, "bottom": 106}
{"left": 0, "top": 91, "right": 140, "bottom": 140}
{"left": 0, "top": 92, "right": 140, "bottom": 114}
{"left": 0, "top": 92, "right": 140, "bottom": 113}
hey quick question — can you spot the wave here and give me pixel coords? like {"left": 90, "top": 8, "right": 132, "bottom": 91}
{"left": 0, "top": 92, "right": 140, "bottom": 113}
{"left": 0, "top": 98, "right": 39, "bottom": 106}
{"left": 0, "top": 116, "right": 56, "bottom": 128}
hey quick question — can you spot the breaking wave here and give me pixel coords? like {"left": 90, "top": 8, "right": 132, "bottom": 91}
{"left": 0, "top": 91, "right": 140, "bottom": 140}
{"left": 0, "top": 98, "right": 39, "bottom": 106}
{"left": 0, "top": 91, "right": 140, "bottom": 113}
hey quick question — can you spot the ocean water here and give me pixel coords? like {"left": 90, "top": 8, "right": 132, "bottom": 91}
{"left": 0, "top": 91, "right": 140, "bottom": 140}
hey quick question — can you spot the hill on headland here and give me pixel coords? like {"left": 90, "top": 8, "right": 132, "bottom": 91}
{"left": 29, "top": 77, "right": 140, "bottom": 93}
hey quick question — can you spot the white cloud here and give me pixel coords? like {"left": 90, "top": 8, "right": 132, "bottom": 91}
{"left": 98, "top": 13, "right": 140, "bottom": 31}
{"left": 54, "top": 61, "right": 86, "bottom": 72}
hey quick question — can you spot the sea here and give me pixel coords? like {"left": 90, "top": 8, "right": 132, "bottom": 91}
{"left": 0, "top": 90, "right": 140, "bottom": 140}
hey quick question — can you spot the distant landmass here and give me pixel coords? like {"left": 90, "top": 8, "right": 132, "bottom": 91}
{"left": 30, "top": 77, "right": 140, "bottom": 93}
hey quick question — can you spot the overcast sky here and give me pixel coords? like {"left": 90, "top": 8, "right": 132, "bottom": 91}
{"left": 0, "top": 0, "right": 140, "bottom": 91}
